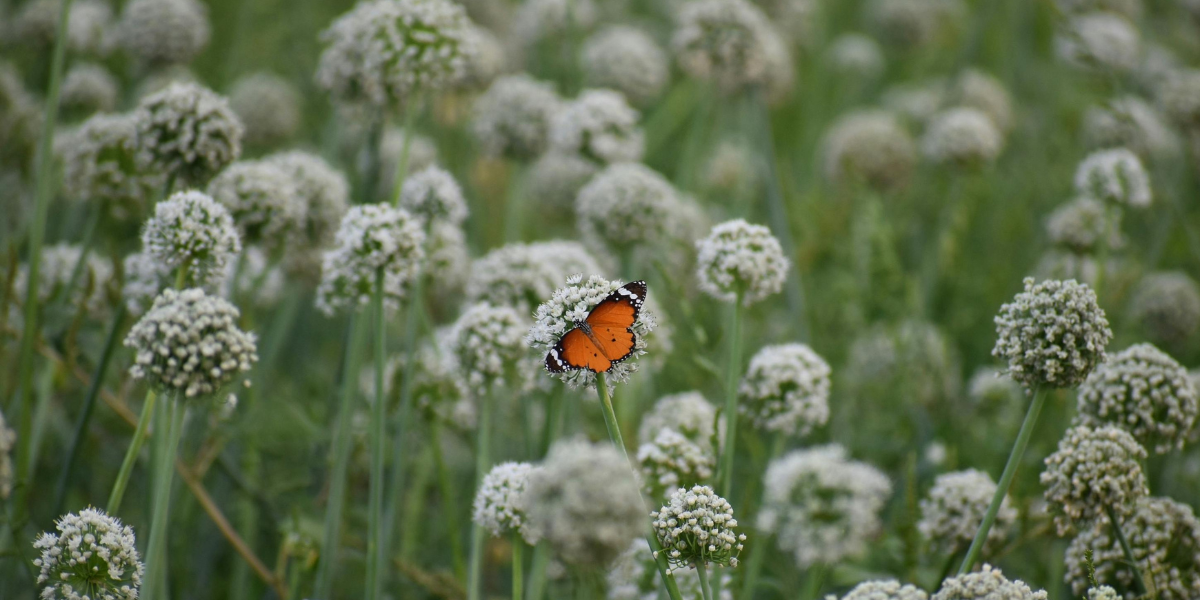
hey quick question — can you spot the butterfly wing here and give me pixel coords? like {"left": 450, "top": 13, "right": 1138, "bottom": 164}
{"left": 582, "top": 280, "right": 646, "bottom": 367}
{"left": 545, "top": 328, "right": 611, "bottom": 373}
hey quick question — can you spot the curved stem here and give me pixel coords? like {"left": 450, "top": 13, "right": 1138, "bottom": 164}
{"left": 467, "top": 390, "right": 494, "bottom": 600}
{"left": 958, "top": 386, "right": 1046, "bottom": 574}
{"left": 366, "top": 270, "right": 387, "bottom": 600}
{"left": 719, "top": 295, "right": 743, "bottom": 500}
{"left": 512, "top": 534, "right": 525, "bottom": 600}
{"left": 697, "top": 562, "right": 713, "bottom": 600}
{"left": 1104, "top": 503, "right": 1151, "bottom": 598}
{"left": 106, "top": 387, "right": 158, "bottom": 513}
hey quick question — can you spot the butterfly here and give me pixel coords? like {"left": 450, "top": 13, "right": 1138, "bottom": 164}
{"left": 545, "top": 280, "right": 647, "bottom": 374}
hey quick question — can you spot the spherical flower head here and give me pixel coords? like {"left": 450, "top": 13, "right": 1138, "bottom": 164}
{"left": 472, "top": 461, "right": 539, "bottom": 542}
{"left": 124, "top": 288, "right": 258, "bottom": 398}
{"left": 220, "top": 246, "right": 285, "bottom": 308}
{"left": 582, "top": 26, "right": 668, "bottom": 107}
{"left": 918, "top": 469, "right": 1016, "bottom": 555}
{"left": 15, "top": 243, "right": 114, "bottom": 319}
{"left": 738, "top": 343, "right": 830, "bottom": 437}
{"left": 425, "top": 221, "right": 470, "bottom": 300}
{"left": 316, "top": 204, "right": 426, "bottom": 315}
{"left": 527, "top": 152, "right": 599, "bottom": 211}
{"left": 1082, "top": 97, "right": 1180, "bottom": 161}
{"left": 822, "top": 109, "right": 916, "bottom": 191}
{"left": 921, "top": 107, "right": 1004, "bottom": 167}
{"left": 60, "top": 63, "right": 119, "bottom": 117}
{"left": 1129, "top": 271, "right": 1200, "bottom": 348}
{"left": 576, "top": 163, "right": 691, "bottom": 254}
{"left": 264, "top": 150, "right": 350, "bottom": 253}
{"left": 695, "top": 219, "right": 789, "bottom": 306}
{"left": 117, "top": 0, "right": 210, "bottom": 66}
{"left": 671, "top": 0, "right": 781, "bottom": 92}
{"left": 133, "top": 82, "right": 243, "bottom": 185}
{"left": 511, "top": 0, "right": 598, "bottom": 46}
{"left": 1074, "top": 148, "right": 1150, "bottom": 208}
{"left": 837, "top": 580, "right": 929, "bottom": 600}
{"left": 1066, "top": 497, "right": 1200, "bottom": 599}
{"left": 141, "top": 190, "right": 242, "bottom": 288}
{"left": 466, "top": 240, "right": 606, "bottom": 315}
{"left": 398, "top": 165, "right": 469, "bottom": 227}
{"left": 638, "top": 392, "right": 720, "bottom": 453}
{"left": 758, "top": 444, "right": 892, "bottom": 568}
{"left": 1056, "top": 12, "right": 1139, "bottom": 72}
{"left": 13, "top": 0, "right": 113, "bottom": 54}
{"left": 1159, "top": 69, "right": 1200, "bottom": 130}
{"left": 229, "top": 73, "right": 302, "bottom": 148}
{"left": 0, "top": 408, "right": 14, "bottom": 499}
{"left": 122, "top": 251, "right": 171, "bottom": 316}
{"left": 550, "top": 89, "right": 644, "bottom": 164}
{"left": 315, "top": 0, "right": 470, "bottom": 108}
{"left": 952, "top": 69, "right": 1014, "bottom": 132}
{"left": 526, "top": 275, "right": 659, "bottom": 389}
{"left": 455, "top": 24, "right": 505, "bottom": 91}
{"left": 525, "top": 439, "right": 646, "bottom": 568}
{"left": 447, "top": 302, "right": 527, "bottom": 395}
{"left": 651, "top": 485, "right": 744, "bottom": 572}
{"left": 1040, "top": 425, "right": 1148, "bottom": 535}
{"left": 206, "top": 160, "right": 304, "bottom": 246}
{"left": 933, "top": 564, "right": 1048, "bottom": 600}
{"left": 33, "top": 508, "right": 144, "bottom": 600}
{"left": 637, "top": 429, "right": 715, "bottom": 502}
{"left": 471, "top": 74, "right": 563, "bottom": 160}
{"left": 1045, "top": 196, "right": 1123, "bottom": 254}
{"left": 844, "top": 321, "right": 961, "bottom": 410}
{"left": 1087, "top": 586, "right": 1121, "bottom": 600}
{"left": 991, "top": 277, "right": 1111, "bottom": 390}
{"left": 825, "top": 33, "right": 885, "bottom": 80}
{"left": 58, "top": 112, "right": 163, "bottom": 215}
{"left": 1073, "top": 343, "right": 1197, "bottom": 454}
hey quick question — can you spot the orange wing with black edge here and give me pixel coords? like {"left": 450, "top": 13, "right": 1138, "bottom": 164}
{"left": 544, "top": 281, "right": 647, "bottom": 374}
{"left": 545, "top": 328, "right": 611, "bottom": 373}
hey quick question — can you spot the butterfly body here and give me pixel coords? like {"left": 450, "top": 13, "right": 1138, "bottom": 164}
{"left": 545, "top": 281, "right": 647, "bottom": 374}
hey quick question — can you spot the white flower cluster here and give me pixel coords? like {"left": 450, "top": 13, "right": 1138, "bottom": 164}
{"left": 424, "top": 221, "right": 470, "bottom": 299}
{"left": 651, "top": 485, "right": 744, "bottom": 571}
{"left": 1129, "top": 272, "right": 1200, "bottom": 348}
{"left": 1082, "top": 97, "right": 1180, "bottom": 161}
{"left": 844, "top": 321, "right": 961, "bottom": 409}
{"left": 866, "top": 0, "right": 963, "bottom": 49}
{"left": 576, "top": 163, "right": 693, "bottom": 254}
{"left": 398, "top": 165, "right": 469, "bottom": 226}
{"left": 758, "top": 444, "right": 892, "bottom": 568}
{"left": 472, "top": 461, "right": 539, "bottom": 542}
{"left": 550, "top": 89, "right": 644, "bottom": 164}
{"left": 700, "top": 140, "right": 760, "bottom": 199}
{"left": 582, "top": 26, "right": 668, "bottom": 107}
{"left": 738, "top": 343, "right": 830, "bottom": 437}
{"left": 58, "top": 113, "right": 164, "bottom": 215}
{"left": 228, "top": 73, "right": 301, "bottom": 148}
{"left": 511, "top": 0, "right": 598, "bottom": 46}
{"left": 60, "top": 63, "right": 119, "bottom": 116}
{"left": 1073, "top": 343, "right": 1197, "bottom": 454}
{"left": 117, "top": 0, "right": 210, "bottom": 66}
{"left": 918, "top": 469, "right": 1016, "bottom": 555}
{"left": 0, "top": 408, "right": 13, "bottom": 499}
{"left": 378, "top": 128, "right": 439, "bottom": 196}
{"left": 932, "top": 564, "right": 1048, "bottom": 600}
{"left": 834, "top": 580, "right": 929, "bottom": 600}
{"left": 1065, "top": 497, "right": 1200, "bottom": 599}
{"left": 1074, "top": 148, "right": 1151, "bottom": 208}
{"left": 1087, "top": 586, "right": 1121, "bottom": 600}
{"left": 526, "top": 153, "right": 599, "bottom": 210}
{"left": 446, "top": 302, "right": 527, "bottom": 395}
{"left": 133, "top": 82, "right": 243, "bottom": 184}
{"left": 220, "top": 246, "right": 285, "bottom": 308}
{"left": 11, "top": 0, "right": 110, "bottom": 53}
{"left": 921, "top": 107, "right": 1004, "bottom": 166}
{"left": 992, "top": 278, "right": 1111, "bottom": 390}
{"left": 122, "top": 251, "right": 171, "bottom": 316}
{"left": 1045, "top": 196, "right": 1122, "bottom": 254}
{"left": 264, "top": 151, "right": 350, "bottom": 263}
{"left": 825, "top": 33, "right": 885, "bottom": 79}
{"left": 695, "top": 219, "right": 789, "bottom": 306}
{"left": 524, "top": 439, "right": 646, "bottom": 568}
{"left": 608, "top": 539, "right": 733, "bottom": 600}
{"left": 822, "top": 110, "right": 917, "bottom": 191}
{"left": 207, "top": 160, "right": 303, "bottom": 245}
{"left": 15, "top": 243, "right": 113, "bottom": 318}
{"left": 316, "top": 204, "right": 425, "bottom": 315}
{"left": 671, "top": 0, "right": 783, "bottom": 92}
{"left": 1159, "top": 69, "right": 1200, "bottom": 130}
{"left": 314, "top": 0, "right": 470, "bottom": 107}
{"left": 124, "top": 288, "right": 258, "bottom": 398}
{"left": 471, "top": 74, "right": 563, "bottom": 160}
{"left": 1041, "top": 425, "right": 1148, "bottom": 535}
{"left": 526, "top": 275, "right": 658, "bottom": 388}
{"left": 466, "top": 240, "right": 606, "bottom": 314}
{"left": 455, "top": 24, "right": 504, "bottom": 91}
{"left": 142, "top": 190, "right": 242, "bottom": 288}
{"left": 637, "top": 429, "right": 715, "bottom": 501}
{"left": 638, "top": 392, "right": 720, "bottom": 452}
{"left": 967, "top": 367, "right": 1023, "bottom": 411}
{"left": 33, "top": 508, "right": 144, "bottom": 600}
{"left": 1055, "top": 12, "right": 1140, "bottom": 72}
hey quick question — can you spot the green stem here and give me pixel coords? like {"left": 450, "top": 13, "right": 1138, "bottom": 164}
{"left": 540, "top": 388, "right": 563, "bottom": 458}
{"left": 143, "top": 395, "right": 187, "bottom": 600}
{"left": 55, "top": 304, "right": 126, "bottom": 515}
{"left": 503, "top": 163, "right": 527, "bottom": 243}
{"left": 390, "top": 99, "right": 420, "bottom": 207}
{"left": 958, "top": 386, "right": 1046, "bottom": 574}
{"left": 382, "top": 284, "right": 425, "bottom": 567}
{"left": 527, "top": 543, "right": 550, "bottom": 600}
{"left": 737, "top": 434, "right": 785, "bottom": 600}
{"left": 468, "top": 390, "right": 494, "bottom": 600}
{"left": 697, "top": 562, "right": 713, "bottom": 600}
{"left": 314, "top": 314, "right": 367, "bottom": 600}
{"left": 512, "top": 534, "right": 525, "bottom": 600}
{"left": 719, "top": 295, "right": 743, "bottom": 500}
{"left": 106, "top": 387, "right": 158, "bottom": 513}
{"left": 596, "top": 374, "right": 684, "bottom": 600}
{"left": 800, "top": 563, "right": 826, "bottom": 600}
{"left": 1104, "top": 504, "right": 1151, "bottom": 597}
{"left": 1093, "top": 205, "right": 1112, "bottom": 298}
{"left": 431, "top": 419, "right": 467, "bottom": 580}
{"left": 361, "top": 116, "right": 384, "bottom": 205}
{"left": 366, "top": 270, "right": 387, "bottom": 600}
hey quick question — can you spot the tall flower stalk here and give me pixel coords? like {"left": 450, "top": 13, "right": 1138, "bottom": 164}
{"left": 718, "top": 292, "right": 742, "bottom": 500}
{"left": 467, "top": 391, "right": 493, "bottom": 600}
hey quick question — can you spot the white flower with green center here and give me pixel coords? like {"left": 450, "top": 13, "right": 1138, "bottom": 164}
{"left": 933, "top": 564, "right": 1048, "bottom": 600}
{"left": 836, "top": 580, "right": 928, "bottom": 600}
{"left": 1074, "top": 148, "right": 1150, "bottom": 207}
{"left": 466, "top": 240, "right": 606, "bottom": 315}
{"left": 141, "top": 190, "right": 242, "bottom": 288}
{"left": 651, "top": 485, "right": 744, "bottom": 573}
{"left": 695, "top": 219, "right": 789, "bottom": 306}
{"left": 1041, "top": 425, "right": 1148, "bottom": 535}
{"left": 471, "top": 74, "right": 563, "bottom": 160}
{"left": 117, "top": 0, "right": 210, "bottom": 66}
{"left": 550, "top": 89, "right": 644, "bottom": 164}
{"left": 447, "top": 302, "right": 528, "bottom": 395}
{"left": 57, "top": 113, "right": 164, "bottom": 215}
{"left": 207, "top": 160, "right": 304, "bottom": 246}
{"left": 315, "top": 204, "right": 425, "bottom": 315}
{"left": 33, "top": 508, "right": 144, "bottom": 600}
{"left": 472, "top": 462, "right": 540, "bottom": 543}
{"left": 918, "top": 469, "right": 1016, "bottom": 555}
{"left": 637, "top": 429, "right": 715, "bottom": 502}
{"left": 398, "top": 165, "right": 468, "bottom": 227}
{"left": 582, "top": 26, "right": 668, "bottom": 107}
{"left": 133, "top": 82, "right": 243, "bottom": 185}
{"left": 738, "top": 343, "right": 830, "bottom": 437}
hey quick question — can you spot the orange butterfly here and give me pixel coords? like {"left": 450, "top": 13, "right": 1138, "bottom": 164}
{"left": 545, "top": 281, "right": 647, "bottom": 373}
